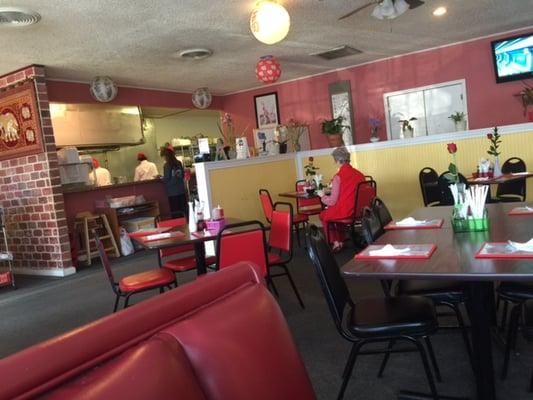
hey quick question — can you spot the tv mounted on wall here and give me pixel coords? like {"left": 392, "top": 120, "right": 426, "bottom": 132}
{"left": 491, "top": 32, "right": 533, "bottom": 83}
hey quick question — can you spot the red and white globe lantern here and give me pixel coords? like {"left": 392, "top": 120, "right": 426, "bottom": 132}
{"left": 255, "top": 55, "right": 281, "bottom": 84}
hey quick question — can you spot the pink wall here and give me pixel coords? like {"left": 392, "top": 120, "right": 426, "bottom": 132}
{"left": 223, "top": 29, "right": 533, "bottom": 147}
{"left": 46, "top": 80, "right": 224, "bottom": 110}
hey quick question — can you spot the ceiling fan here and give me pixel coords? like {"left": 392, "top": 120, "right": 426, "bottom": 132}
{"left": 338, "top": 0, "right": 425, "bottom": 21}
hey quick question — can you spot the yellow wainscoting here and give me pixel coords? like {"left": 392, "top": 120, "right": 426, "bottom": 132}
{"left": 354, "top": 131, "right": 533, "bottom": 219}
{"left": 209, "top": 159, "right": 297, "bottom": 223}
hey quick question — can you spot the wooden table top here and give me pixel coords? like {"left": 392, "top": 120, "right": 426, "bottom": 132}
{"left": 342, "top": 203, "right": 533, "bottom": 281}
{"left": 466, "top": 172, "right": 533, "bottom": 185}
{"left": 131, "top": 218, "right": 244, "bottom": 250}
{"left": 279, "top": 191, "right": 318, "bottom": 199}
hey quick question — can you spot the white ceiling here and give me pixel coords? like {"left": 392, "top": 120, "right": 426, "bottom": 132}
{"left": 1, "top": 0, "right": 532, "bottom": 95}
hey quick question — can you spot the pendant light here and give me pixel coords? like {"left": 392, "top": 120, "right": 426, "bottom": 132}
{"left": 250, "top": 1, "right": 290, "bottom": 45}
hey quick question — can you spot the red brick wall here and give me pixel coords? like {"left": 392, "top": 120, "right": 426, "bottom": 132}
{"left": 0, "top": 65, "right": 73, "bottom": 276}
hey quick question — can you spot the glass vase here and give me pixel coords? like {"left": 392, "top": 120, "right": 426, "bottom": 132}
{"left": 493, "top": 156, "right": 502, "bottom": 177}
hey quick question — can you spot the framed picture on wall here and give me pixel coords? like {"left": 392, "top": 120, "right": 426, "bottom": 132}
{"left": 328, "top": 81, "right": 354, "bottom": 145}
{"left": 254, "top": 92, "right": 280, "bottom": 129}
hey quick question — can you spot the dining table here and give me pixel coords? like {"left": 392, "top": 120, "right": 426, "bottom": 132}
{"left": 131, "top": 218, "right": 242, "bottom": 275}
{"left": 466, "top": 172, "right": 533, "bottom": 185}
{"left": 341, "top": 202, "right": 533, "bottom": 400}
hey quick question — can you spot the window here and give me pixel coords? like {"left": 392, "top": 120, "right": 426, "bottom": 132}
{"left": 384, "top": 79, "right": 468, "bottom": 140}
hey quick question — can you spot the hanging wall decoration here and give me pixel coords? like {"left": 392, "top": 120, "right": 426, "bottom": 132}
{"left": 0, "top": 80, "right": 44, "bottom": 161}
{"left": 192, "top": 87, "right": 213, "bottom": 109}
{"left": 255, "top": 56, "right": 281, "bottom": 84}
{"left": 89, "top": 76, "right": 118, "bottom": 102}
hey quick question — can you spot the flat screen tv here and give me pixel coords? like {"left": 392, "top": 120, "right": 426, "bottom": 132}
{"left": 491, "top": 32, "right": 533, "bottom": 83}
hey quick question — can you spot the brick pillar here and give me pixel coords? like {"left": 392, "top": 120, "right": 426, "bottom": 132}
{"left": 0, "top": 65, "right": 74, "bottom": 276}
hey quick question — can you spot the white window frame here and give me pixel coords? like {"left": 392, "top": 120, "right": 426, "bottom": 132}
{"left": 383, "top": 79, "right": 468, "bottom": 140}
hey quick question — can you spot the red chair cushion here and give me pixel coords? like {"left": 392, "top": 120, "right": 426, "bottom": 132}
{"left": 163, "top": 256, "right": 217, "bottom": 273}
{"left": 268, "top": 252, "right": 283, "bottom": 265}
{"left": 330, "top": 218, "right": 352, "bottom": 225}
{"left": 293, "top": 213, "right": 309, "bottom": 224}
{"left": 119, "top": 269, "right": 175, "bottom": 292}
{"left": 44, "top": 334, "right": 207, "bottom": 400}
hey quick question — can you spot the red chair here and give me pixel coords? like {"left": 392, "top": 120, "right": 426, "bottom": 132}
{"left": 216, "top": 220, "right": 269, "bottom": 276}
{"left": 327, "top": 179, "right": 377, "bottom": 247}
{"left": 94, "top": 231, "right": 176, "bottom": 312}
{"left": 259, "top": 188, "right": 308, "bottom": 246}
{"left": 268, "top": 202, "right": 305, "bottom": 308}
{"left": 157, "top": 216, "right": 216, "bottom": 280}
{"left": 295, "top": 180, "right": 322, "bottom": 216}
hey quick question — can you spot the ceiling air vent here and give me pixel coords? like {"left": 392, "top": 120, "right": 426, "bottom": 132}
{"left": 310, "top": 45, "right": 362, "bottom": 60}
{"left": 0, "top": 7, "right": 41, "bottom": 27}
{"left": 178, "top": 48, "right": 213, "bottom": 60}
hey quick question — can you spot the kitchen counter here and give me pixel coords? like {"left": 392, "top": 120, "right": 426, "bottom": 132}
{"left": 61, "top": 178, "right": 162, "bottom": 194}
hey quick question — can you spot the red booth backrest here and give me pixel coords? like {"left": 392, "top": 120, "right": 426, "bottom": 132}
{"left": 0, "top": 262, "right": 315, "bottom": 400}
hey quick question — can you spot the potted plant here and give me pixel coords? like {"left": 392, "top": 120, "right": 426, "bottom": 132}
{"left": 369, "top": 117, "right": 381, "bottom": 143}
{"left": 321, "top": 116, "right": 345, "bottom": 147}
{"left": 449, "top": 111, "right": 467, "bottom": 131}
{"left": 399, "top": 117, "right": 417, "bottom": 138}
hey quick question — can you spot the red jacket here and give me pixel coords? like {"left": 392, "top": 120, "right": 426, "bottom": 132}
{"left": 324, "top": 164, "right": 365, "bottom": 220}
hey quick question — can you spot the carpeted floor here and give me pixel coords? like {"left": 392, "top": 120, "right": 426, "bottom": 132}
{"left": 0, "top": 244, "right": 532, "bottom": 399}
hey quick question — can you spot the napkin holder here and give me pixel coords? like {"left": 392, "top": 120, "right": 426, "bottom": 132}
{"left": 206, "top": 218, "right": 226, "bottom": 233}
{"left": 451, "top": 210, "right": 489, "bottom": 233}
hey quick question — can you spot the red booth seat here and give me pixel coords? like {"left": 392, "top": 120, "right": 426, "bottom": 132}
{"left": 0, "top": 262, "right": 316, "bottom": 400}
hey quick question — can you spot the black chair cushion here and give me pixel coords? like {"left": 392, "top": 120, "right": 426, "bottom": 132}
{"left": 396, "top": 280, "right": 467, "bottom": 304}
{"left": 348, "top": 296, "right": 437, "bottom": 338}
{"left": 497, "top": 281, "right": 533, "bottom": 302}
{"left": 522, "top": 300, "right": 533, "bottom": 342}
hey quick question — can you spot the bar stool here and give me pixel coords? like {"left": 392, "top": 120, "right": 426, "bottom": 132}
{"left": 74, "top": 212, "right": 120, "bottom": 265}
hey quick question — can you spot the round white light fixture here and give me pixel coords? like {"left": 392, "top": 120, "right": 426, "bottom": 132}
{"left": 250, "top": 1, "right": 290, "bottom": 45}
{"left": 89, "top": 76, "right": 118, "bottom": 103}
{"left": 433, "top": 6, "right": 447, "bottom": 16}
{"left": 178, "top": 48, "right": 213, "bottom": 60}
{"left": 0, "top": 7, "right": 41, "bottom": 27}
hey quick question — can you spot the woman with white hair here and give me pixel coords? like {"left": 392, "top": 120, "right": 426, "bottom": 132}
{"left": 318, "top": 146, "right": 365, "bottom": 252}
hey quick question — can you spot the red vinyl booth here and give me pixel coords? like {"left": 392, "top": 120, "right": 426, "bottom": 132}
{"left": 0, "top": 262, "right": 316, "bottom": 400}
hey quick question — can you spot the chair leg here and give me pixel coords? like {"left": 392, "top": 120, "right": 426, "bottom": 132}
{"left": 377, "top": 339, "right": 396, "bottom": 378}
{"left": 113, "top": 294, "right": 120, "bottom": 313}
{"left": 501, "top": 304, "right": 521, "bottom": 380}
{"left": 424, "top": 336, "right": 442, "bottom": 382}
{"left": 338, "top": 341, "right": 364, "bottom": 400}
{"left": 411, "top": 337, "right": 439, "bottom": 400}
{"left": 452, "top": 303, "right": 474, "bottom": 370}
{"left": 500, "top": 299, "right": 509, "bottom": 332}
{"left": 294, "top": 223, "right": 301, "bottom": 247}
{"left": 281, "top": 265, "right": 305, "bottom": 309}
{"left": 124, "top": 294, "right": 133, "bottom": 309}
{"left": 268, "top": 277, "right": 280, "bottom": 297}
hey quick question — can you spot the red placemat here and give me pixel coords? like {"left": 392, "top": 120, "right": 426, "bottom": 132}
{"left": 508, "top": 206, "right": 533, "bottom": 216}
{"left": 143, "top": 231, "right": 186, "bottom": 242}
{"left": 384, "top": 219, "right": 444, "bottom": 230}
{"left": 475, "top": 242, "right": 533, "bottom": 259}
{"left": 354, "top": 244, "right": 437, "bottom": 260}
{"left": 128, "top": 227, "right": 172, "bottom": 238}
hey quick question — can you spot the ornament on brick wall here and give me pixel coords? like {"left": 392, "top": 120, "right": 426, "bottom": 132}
{"left": 192, "top": 87, "right": 212, "bottom": 109}
{"left": 255, "top": 56, "right": 281, "bottom": 84}
{"left": 89, "top": 76, "right": 118, "bottom": 103}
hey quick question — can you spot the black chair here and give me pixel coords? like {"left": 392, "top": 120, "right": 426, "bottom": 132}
{"left": 306, "top": 225, "right": 441, "bottom": 400}
{"left": 497, "top": 281, "right": 533, "bottom": 380}
{"left": 522, "top": 300, "right": 533, "bottom": 392}
{"left": 371, "top": 197, "right": 393, "bottom": 228}
{"left": 496, "top": 157, "right": 527, "bottom": 202}
{"left": 437, "top": 172, "right": 469, "bottom": 206}
{"left": 419, "top": 167, "right": 441, "bottom": 206}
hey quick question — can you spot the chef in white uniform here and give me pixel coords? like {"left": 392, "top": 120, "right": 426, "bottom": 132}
{"left": 134, "top": 152, "right": 159, "bottom": 181}
{"left": 89, "top": 158, "right": 112, "bottom": 186}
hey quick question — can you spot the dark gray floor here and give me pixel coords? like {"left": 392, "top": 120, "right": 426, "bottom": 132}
{"left": 1, "top": 245, "right": 532, "bottom": 399}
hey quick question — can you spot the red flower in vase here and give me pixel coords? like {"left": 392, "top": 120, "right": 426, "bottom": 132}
{"left": 447, "top": 143, "right": 457, "bottom": 154}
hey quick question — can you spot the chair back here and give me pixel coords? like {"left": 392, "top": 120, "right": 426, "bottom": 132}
{"left": 497, "top": 157, "right": 527, "bottom": 201}
{"left": 295, "top": 180, "right": 322, "bottom": 211}
{"left": 354, "top": 179, "right": 377, "bottom": 220}
{"left": 216, "top": 221, "right": 269, "bottom": 277}
{"left": 94, "top": 231, "right": 118, "bottom": 293}
{"left": 157, "top": 217, "right": 194, "bottom": 258}
{"left": 419, "top": 167, "right": 440, "bottom": 206}
{"left": 306, "top": 225, "right": 353, "bottom": 333}
{"left": 360, "top": 207, "right": 384, "bottom": 244}
{"left": 259, "top": 189, "right": 274, "bottom": 223}
{"left": 269, "top": 202, "right": 293, "bottom": 255}
{"left": 437, "top": 172, "right": 468, "bottom": 206}
{"left": 372, "top": 197, "right": 392, "bottom": 228}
